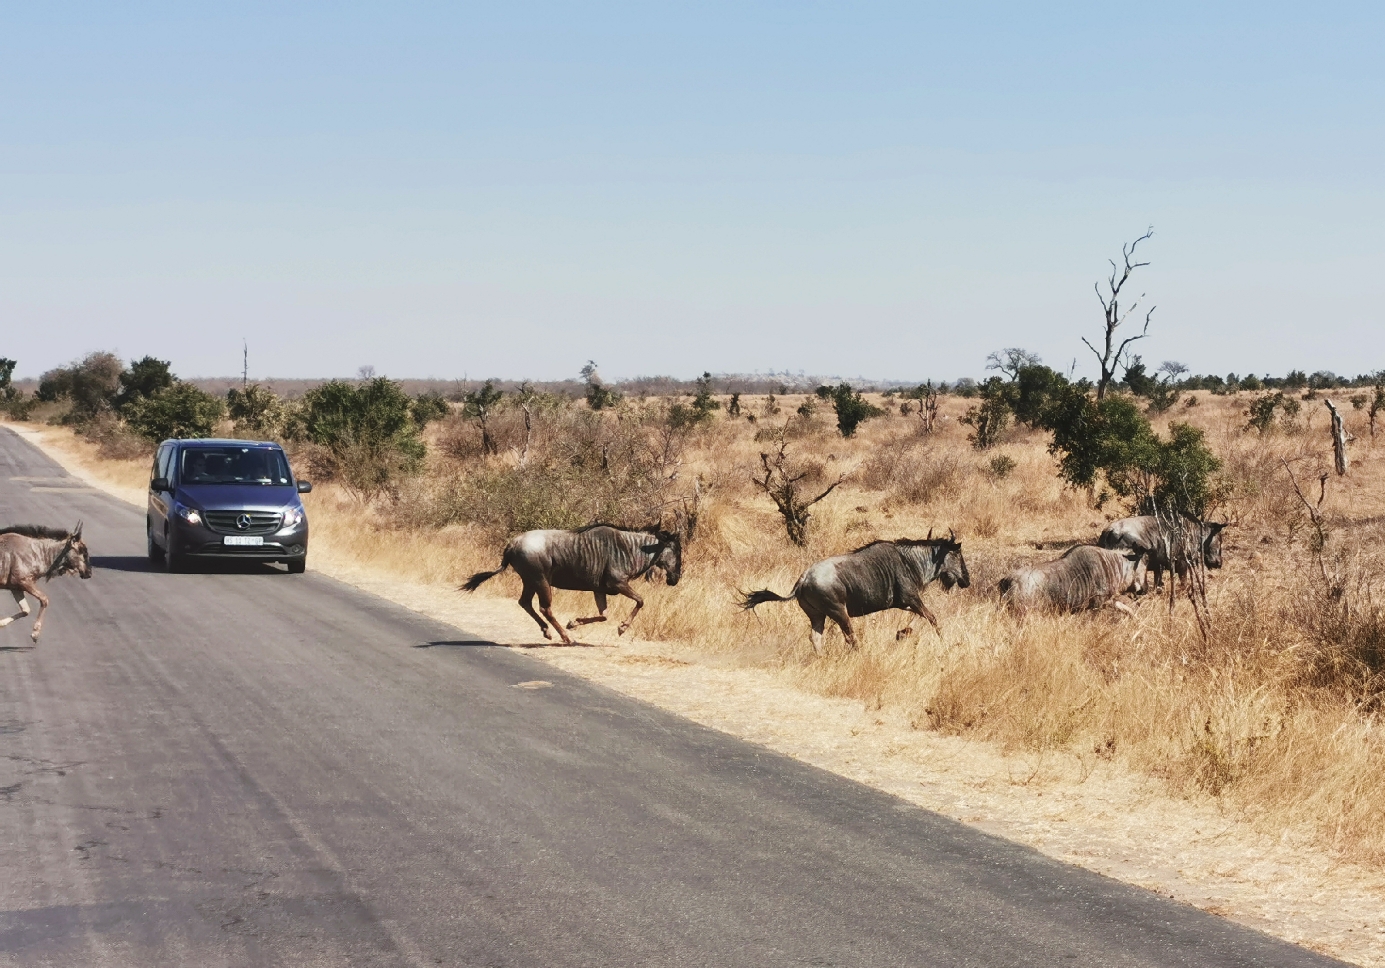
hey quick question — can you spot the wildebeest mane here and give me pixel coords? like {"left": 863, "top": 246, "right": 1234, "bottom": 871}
{"left": 576, "top": 522, "right": 680, "bottom": 543}
{"left": 0, "top": 524, "right": 72, "bottom": 541}
{"left": 848, "top": 536, "right": 951, "bottom": 555}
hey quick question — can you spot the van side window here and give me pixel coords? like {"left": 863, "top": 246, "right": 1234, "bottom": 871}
{"left": 155, "top": 445, "right": 173, "bottom": 483}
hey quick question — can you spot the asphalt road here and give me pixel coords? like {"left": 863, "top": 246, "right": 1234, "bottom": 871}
{"left": 0, "top": 425, "right": 1344, "bottom": 968}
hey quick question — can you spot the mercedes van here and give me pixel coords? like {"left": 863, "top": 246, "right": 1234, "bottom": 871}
{"left": 147, "top": 439, "right": 311, "bottom": 573}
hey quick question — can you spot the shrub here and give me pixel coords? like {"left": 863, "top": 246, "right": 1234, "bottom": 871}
{"left": 1245, "top": 391, "right": 1301, "bottom": 434}
{"left": 226, "top": 383, "right": 288, "bottom": 439}
{"left": 461, "top": 381, "right": 504, "bottom": 455}
{"left": 821, "top": 382, "right": 884, "bottom": 438}
{"left": 988, "top": 454, "right": 1017, "bottom": 480}
{"left": 115, "top": 356, "right": 174, "bottom": 413}
{"left": 0, "top": 358, "right": 16, "bottom": 401}
{"left": 37, "top": 351, "right": 123, "bottom": 424}
{"left": 1039, "top": 386, "right": 1221, "bottom": 516}
{"left": 123, "top": 381, "right": 226, "bottom": 442}
{"left": 411, "top": 390, "right": 451, "bottom": 427}
{"left": 1011, "top": 365, "right": 1064, "bottom": 428}
{"left": 300, "top": 377, "right": 426, "bottom": 500}
{"left": 960, "top": 378, "right": 1014, "bottom": 449}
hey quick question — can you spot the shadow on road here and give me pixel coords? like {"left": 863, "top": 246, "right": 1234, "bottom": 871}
{"left": 91, "top": 556, "right": 290, "bottom": 576}
{"left": 414, "top": 640, "right": 498, "bottom": 649}
{"left": 0, "top": 645, "right": 36, "bottom": 653}
{"left": 91, "top": 556, "right": 156, "bottom": 573}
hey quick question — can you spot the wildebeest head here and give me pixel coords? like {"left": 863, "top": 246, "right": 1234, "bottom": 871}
{"left": 643, "top": 530, "right": 683, "bottom": 586}
{"left": 1203, "top": 522, "right": 1227, "bottom": 570}
{"left": 934, "top": 530, "right": 970, "bottom": 591}
{"left": 49, "top": 521, "right": 92, "bottom": 580}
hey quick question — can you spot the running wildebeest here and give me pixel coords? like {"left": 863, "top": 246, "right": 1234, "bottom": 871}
{"left": 1098, "top": 515, "right": 1226, "bottom": 592}
{"left": 0, "top": 523, "right": 92, "bottom": 643}
{"left": 737, "top": 533, "right": 970, "bottom": 653}
{"left": 998, "top": 544, "right": 1143, "bottom": 616}
{"left": 462, "top": 524, "right": 682, "bottom": 645}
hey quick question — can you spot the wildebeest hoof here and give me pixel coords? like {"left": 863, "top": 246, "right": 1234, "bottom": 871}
{"left": 895, "top": 628, "right": 913, "bottom": 640}
{"left": 565, "top": 620, "right": 578, "bottom": 630}
{"left": 617, "top": 624, "right": 630, "bottom": 636}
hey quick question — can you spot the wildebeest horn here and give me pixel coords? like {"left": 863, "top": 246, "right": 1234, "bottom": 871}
{"left": 72, "top": 521, "right": 83, "bottom": 540}
{"left": 927, "top": 528, "right": 933, "bottom": 540}
{"left": 948, "top": 528, "right": 957, "bottom": 542}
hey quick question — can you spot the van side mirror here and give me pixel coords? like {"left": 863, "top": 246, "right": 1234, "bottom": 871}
{"left": 296, "top": 481, "right": 313, "bottom": 493}
{"left": 151, "top": 477, "right": 170, "bottom": 492}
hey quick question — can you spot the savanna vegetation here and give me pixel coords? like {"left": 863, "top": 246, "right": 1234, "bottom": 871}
{"left": 6, "top": 349, "right": 1385, "bottom": 873}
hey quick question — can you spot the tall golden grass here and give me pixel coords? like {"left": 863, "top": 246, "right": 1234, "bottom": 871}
{"left": 21, "top": 389, "right": 1385, "bottom": 868}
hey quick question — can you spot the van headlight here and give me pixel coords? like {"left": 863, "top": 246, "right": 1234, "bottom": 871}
{"left": 176, "top": 504, "right": 203, "bottom": 526}
{"left": 281, "top": 507, "right": 304, "bottom": 529}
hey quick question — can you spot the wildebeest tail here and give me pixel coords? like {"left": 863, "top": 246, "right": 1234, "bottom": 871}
{"left": 462, "top": 555, "right": 510, "bottom": 592}
{"left": 737, "top": 588, "right": 793, "bottom": 611}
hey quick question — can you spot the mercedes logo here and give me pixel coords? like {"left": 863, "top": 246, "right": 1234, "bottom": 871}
{"left": 235, "top": 514, "right": 252, "bottom": 531}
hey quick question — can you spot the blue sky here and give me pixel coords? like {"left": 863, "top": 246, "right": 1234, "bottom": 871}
{"left": 3, "top": 3, "right": 1382, "bottom": 382}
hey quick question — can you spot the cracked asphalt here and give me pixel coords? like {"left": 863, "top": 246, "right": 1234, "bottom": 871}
{"left": 0, "top": 426, "right": 1345, "bottom": 967}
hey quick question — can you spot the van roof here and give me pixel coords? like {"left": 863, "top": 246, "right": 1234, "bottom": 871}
{"left": 163, "top": 438, "right": 282, "bottom": 449}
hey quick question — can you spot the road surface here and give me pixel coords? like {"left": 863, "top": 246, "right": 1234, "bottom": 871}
{"left": 0, "top": 426, "right": 1342, "bottom": 967}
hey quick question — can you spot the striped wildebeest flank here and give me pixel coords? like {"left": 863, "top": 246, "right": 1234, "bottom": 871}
{"left": 1098, "top": 515, "right": 1226, "bottom": 592}
{"left": 462, "top": 524, "right": 682, "bottom": 645}
{"left": 737, "top": 533, "right": 970, "bottom": 654}
{"left": 0, "top": 522, "right": 92, "bottom": 643}
{"left": 998, "top": 544, "right": 1143, "bottom": 616}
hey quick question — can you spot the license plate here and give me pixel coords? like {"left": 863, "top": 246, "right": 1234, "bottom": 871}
{"left": 223, "top": 535, "right": 264, "bottom": 547}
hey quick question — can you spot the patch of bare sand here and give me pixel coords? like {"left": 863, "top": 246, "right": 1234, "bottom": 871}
{"left": 11, "top": 420, "right": 1385, "bottom": 966}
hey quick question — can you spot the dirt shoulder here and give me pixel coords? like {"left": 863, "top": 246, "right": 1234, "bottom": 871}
{"left": 9, "top": 420, "right": 1385, "bottom": 966}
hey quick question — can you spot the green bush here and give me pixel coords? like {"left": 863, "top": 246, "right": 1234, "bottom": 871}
{"left": 300, "top": 378, "right": 426, "bottom": 499}
{"left": 461, "top": 381, "right": 503, "bottom": 455}
{"left": 1245, "top": 391, "right": 1301, "bottom": 433}
{"left": 226, "top": 383, "right": 288, "bottom": 439}
{"left": 115, "top": 356, "right": 174, "bottom": 413}
{"left": 1040, "top": 387, "right": 1222, "bottom": 516}
{"left": 38, "top": 351, "right": 123, "bottom": 424}
{"left": 123, "top": 382, "right": 226, "bottom": 442}
{"left": 821, "top": 382, "right": 884, "bottom": 437}
{"left": 411, "top": 390, "right": 451, "bottom": 427}
{"left": 961, "top": 377, "right": 1015, "bottom": 449}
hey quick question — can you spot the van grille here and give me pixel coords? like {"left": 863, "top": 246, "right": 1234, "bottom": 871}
{"left": 203, "top": 510, "right": 283, "bottom": 535}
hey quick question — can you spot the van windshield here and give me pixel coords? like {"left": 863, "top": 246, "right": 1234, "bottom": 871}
{"left": 180, "top": 447, "right": 292, "bottom": 486}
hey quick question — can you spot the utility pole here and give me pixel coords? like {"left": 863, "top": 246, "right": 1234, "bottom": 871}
{"left": 242, "top": 339, "right": 248, "bottom": 387}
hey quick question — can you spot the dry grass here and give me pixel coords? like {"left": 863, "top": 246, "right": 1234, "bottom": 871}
{"left": 11, "top": 389, "right": 1385, "bottom": 873}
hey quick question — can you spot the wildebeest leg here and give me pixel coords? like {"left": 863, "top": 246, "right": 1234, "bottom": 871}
{"left": 0, "top": 588, "right": 30, "bottom": 629}
{"left": 518, "top": 583, "right": 553, "bottom": 640}
{"left": 897, "top": 599, "right": 941, "bottom": 639}
{"left": 20, "top": 582, "right": 48, "bottom": 643}
{"left": 827, "top": 605, "right": 857, "bottom": 649}
{"left": 566, "top": 590, "right": 611, "bottom": 630}
{"left": 609, "top": 581, "right": 645, "bottom": 636}
{"left": 535, "top": 581, "right": 574, "bottom": 645}
{"left": 798, "top": 601, "right": 827, "bottom": 655}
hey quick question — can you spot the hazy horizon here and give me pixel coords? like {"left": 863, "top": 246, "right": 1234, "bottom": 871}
{"left": 4, "top": 4, "right": 1383, "bottom": 383}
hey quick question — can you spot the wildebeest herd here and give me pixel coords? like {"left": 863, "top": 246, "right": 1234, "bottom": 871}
{"left": 459, "top": 513, "right": 1226, "bottom": 651}
{"left": 1, "top": 513, "right": 1223, "bottom": 650}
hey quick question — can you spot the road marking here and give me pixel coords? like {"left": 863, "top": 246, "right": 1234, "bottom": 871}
{"left": 513, "top": 680, "right": 553, "bottom": 690}
{"left": 29, "top": 486, "right": 100, "bottom": 493}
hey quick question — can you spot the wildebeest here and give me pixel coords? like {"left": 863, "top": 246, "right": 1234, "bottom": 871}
{"left": 462, "top": 524, "right": 682, "bottom": 645}
{"left": 1098, "top": 515, "right": 1226, "bottom": 592}
{"left": 998, "top": 544, "right": 1142, "bottom": 616}
{"left": 1, "top": 523, "right": 92, "bottom": 643}
{"left": 737, "top": 533, "right": 970, "bottom": 653}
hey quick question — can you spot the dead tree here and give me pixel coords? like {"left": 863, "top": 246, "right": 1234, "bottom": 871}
{"left": 1084, "top": 228, "right": 1156, "bottom": 401}
{"left": 752, "top": 439, "right": 844, "bottom": 546}
{"left": 1325, "top": 399, "right": 1350, "bottom": 476}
